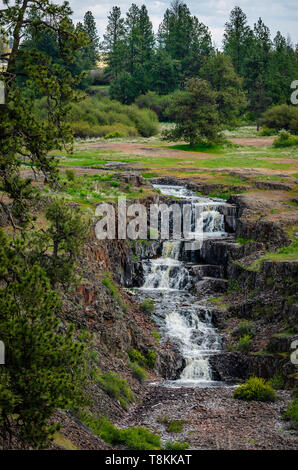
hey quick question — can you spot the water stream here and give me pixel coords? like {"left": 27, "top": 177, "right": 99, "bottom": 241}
{"left": 136, "top": 184, "right": 231, "bottom": 387}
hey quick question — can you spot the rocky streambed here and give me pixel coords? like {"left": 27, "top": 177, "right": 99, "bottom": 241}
{"left": 120, "top": 385, "right": 297, "bottom": 450}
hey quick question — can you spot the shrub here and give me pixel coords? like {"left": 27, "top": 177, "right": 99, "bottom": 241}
{"left": 141, "top": 298, "right": 155, "bottom": 315}
{"left": 152, "top": 330, "right": 161, "bottom": 343}
{"left": 97, "top": 371, "right": 134, "bottom": 410}
{"left": 129, "top": 362, "right": 147, "bottom": 383}
{"left": 81, "top": 414, "right": 161, "bottom": 449}
{"left": 104, "top": 130, "right": 126, "bottom": 139}
{"left": 71, "top": 121, "right": 138, "bottom": 139}
{"left": 260, "top": 104, "right": 298, "bottom": 134}
{"left": 35, "top": 95, "right": 159, "bottom": 138}
{"left": 135, "top": 92, "right": 174, "bottom": 122}
{"left": 167, "top": 419, "right": 184, "bottom": 433}
{"left": 284, "top": 399, "right": 298, "bottom": 430}
{"left": 128, "top": 349, "right": 146, "bottom": 366}
{"left": 273, "top": 130, "right": 298, "bottom": 148}
{"left": 237, "top": 334, "right": 253, "bottom": 352}
{"left": 146, "top": 350, "right": 156, "bottom": 368}
{"left": 233, "top": 377, "right": 276, "bottom": 402}
{"left": 268, "top": 374, "right": 284, "bottom": 390}
{"left": 128, "top": 348, "right": 156, "bottom": 369}
{"left": 232, "top": 321, "right": 256, "bottom": 338}
{"left": 258, "top": 126, "right": 276, "bottom": 136}
{"left": 102, "top": 276, "right": 127, "bottom": 311}
{"left": 164, "top": 441, "right": 189, "bottom": 450}
{"left": 157, "top": 416, "right": 184, "bottom": 433}
{"left": 65, "top": 169, "right": 76, "bottom": 181}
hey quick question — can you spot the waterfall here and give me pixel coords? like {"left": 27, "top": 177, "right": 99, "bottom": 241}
{"left": 136, "top": 184, "right": 231, "bottom": 386}
{"left": 162, "top": 240, "right": 181, "bottom": 259}
{"left": 141, "top": 240, "right": 190, "bottom": 290}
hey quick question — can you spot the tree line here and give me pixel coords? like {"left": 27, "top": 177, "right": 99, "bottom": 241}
{"left": 102, "top": 2, "right": 298, "bottom": 120}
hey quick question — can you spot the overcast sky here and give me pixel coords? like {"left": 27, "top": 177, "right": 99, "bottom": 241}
{"left": 67, "top": 0, "right": 298, "bottom": 48}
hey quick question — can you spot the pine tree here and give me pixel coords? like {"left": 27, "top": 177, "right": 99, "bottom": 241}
{"left": 124, "top": 3, "right": 141, "bottom": 75}
{"left": 158, "top": 1, "right": 212, "bottom": 81}
{"left": 28, "top": 199, "right": 90, "bottom": 289}
{"left": 223, "top": 6, "right": 252, "bottom": 75}
{"left": 0, "top": 230, "right": 88, "bottom": 448}
{"left": 83, "top": 11, "right": 100, "bottom": 66}
{"left": 138, "top": 5, "right": 155, "bottom": 65}
{"left": 249, "top": 75, "right": 272, "bottom": 130}
{"left": 200, "top": 51, "right": 247, "bottom": 126}
{"left": 0, "top": 2, "right": 90, "bottom": 448}
{"left": 267, "top": 31, "right": 298, "bottom": 104}
{"left": 163, "top": 78, "right": 221, "bottom": 146}
{"left": 102, "top": 6, "right": 126, "bottom": 78}
{"left": 149, "top": 48, "right": 180, "bottom": 95}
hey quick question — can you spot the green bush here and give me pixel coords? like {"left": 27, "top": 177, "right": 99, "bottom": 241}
{"left": 104, "top": 130, "right": 126, "bottom": 139}
{"left": 129, "top": 362, "right": 147, "bottom": 383}
{"left": 120, "top": 426, "right": 161, "bottom": 450}
{"left": 152, "top": 330, "right": 161, "bottom": 343}
{"left": 35, "top": 95, "right": 159, "bottom": 138}
{"left": 237, "top": 334, "right": 253, "bottom": 352}
{"left": 164, "top": 441, "right": 189, "bottom": 450}
{"left": 81, "top": 414, "right": 161, "bottom": 449}
{"left": 258, "top": 126, "right": 276, "bottom": 136}
{"left": 268, "top": 374, "right": 284, "bottom": 390}
{"left": 233, "top": 377, "right": 276, "bottom": 402}
{"left": 140, "top": 298, "right": 155, "bottom": 315}
{"left": 167, "top": 419, "right": 184, "bottom": 433}
{"left": 135, "top": 92, "right": 174, "bottom": 122}
{"left": 273, "top": 130, "right": 298, "bottom": 148}
{"left": 233, "top": 321, "right": 256, "bottom": 338}
{"left": 65, "top": 169, "right": 76, "bottom": 181}
{"left": 71, "top": 121, "right": 138, "bottom": 139}
{"left": 146, "top": 350, "right": 156, "bottom": 368}
{"left": 157, "top": 416, "right": 184, "bottom": 433}
{"left": 128, "top": 348, "right": 156, "bottom": 369}
{"left": 128, "top": 349, "right": 146, "bottom": 366}
{"left": 97, "top": 371, "right": 134, "bottom": 410}
{"left": 260, "top": 104, "right": 298, "bottom": 134}
{"left": 284, "top": 399, "right": 298, "bottom": 430}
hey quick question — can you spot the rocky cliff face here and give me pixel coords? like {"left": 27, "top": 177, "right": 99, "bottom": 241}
{"left": 59, "top": 230, "right": 185, "bottom": 422}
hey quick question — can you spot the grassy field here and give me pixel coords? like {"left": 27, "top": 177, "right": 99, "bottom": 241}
{"left": 45, "top": 126, "right": 297, "bottom": 207}
{"left": 56, "top": 145, "right": 297, "bottom": 171}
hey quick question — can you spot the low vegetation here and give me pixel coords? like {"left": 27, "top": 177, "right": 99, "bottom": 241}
{"left": 157, "top": 416, "right": 185, "bottom": 433}
{"left": 232, "top": 321, "right": 256, "bottom": 338}
{"left": 284, "top": 399, "right": 298, "bottom": 430}
{"left": 102, "top": 276, "right": 128, "bottom": 312}
{"left": 95, "top": 371, "right": 134, "bottom": 410}
{"left": 140, "top": 298, "right": 155, "bottom": 315}
{"left": 81, "top": 414, "right": 161, "bottom": 450}
{"left": 128, "top": 348, "right": 156, "bottom": 369}
{"left": 35, "top": 95, "right": 159, "bottom": 139}
{"left": 260, "top": 105, "right": 298, "bottom": 134}
{"left": 164, "top": 441, "right": 189, "bottom": 450}
{"left": 237, "top": 334, "right": 253, "bottom": 353}
{"left": 233, "top": 377, "right": 276, "bottom": 402}
{"left": 129, "top": 362, "right": 148, "bottom": 383}
{"left": 273, "top": 130, "right": 298, "bottom": 148}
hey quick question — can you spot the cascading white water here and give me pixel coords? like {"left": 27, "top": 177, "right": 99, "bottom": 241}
{"left": 141, "top": 240, "right": 191, "bottom": 290}
{"left": 136, "top": 184, "right": 230, "bottom": 386}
